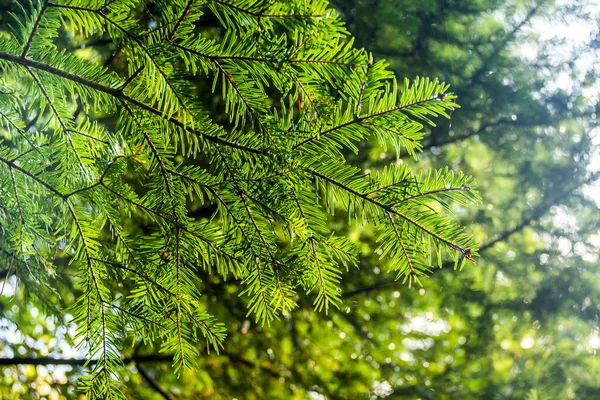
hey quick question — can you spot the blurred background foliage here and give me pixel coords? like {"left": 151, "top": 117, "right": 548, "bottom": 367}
{"left": 0, "top": 0, "right": 599, "bottom": 399}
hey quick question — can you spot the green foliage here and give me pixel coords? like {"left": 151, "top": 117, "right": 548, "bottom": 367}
{"left": 0, "top": 0, "right": 479, "bottom": 397}
{"left": 331, "top": 0, "right": 600, "bottom": 398}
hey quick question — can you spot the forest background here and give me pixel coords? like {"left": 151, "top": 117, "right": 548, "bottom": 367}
{"left": 0, "top": 0, "right": 599, "bottom": 399}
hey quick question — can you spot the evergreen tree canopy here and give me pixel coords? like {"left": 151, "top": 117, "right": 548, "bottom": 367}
{"left": 0, "top": 0, "right": 480, "bottom": 397}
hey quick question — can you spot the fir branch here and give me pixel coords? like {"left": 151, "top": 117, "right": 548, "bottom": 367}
{"left": 390, "top": 185, "right": 472, "bottom": 206}
{"left": 0, "top": 52, "right": 262, "bottom": 154}
{"left": 121, "top": 102, "right": 173, "bottom": 196}
{"left": 65, "top": 156, "right": 124, "bottom": 198}
{"left": 0, "top": 155, "right": 66, "bottom": 199}
{"left": 289, "top": 58, "right": 359, "bottom": 66}
{"left": 386, "top": 211, "right": 417, "bottom": 283}
{"left": 216, "top": 149, "right": 279, "bottom": 321}
{"left": 355, "top": 61, "right": 371, "bottom": 115}
{"left": 93, "top": 258, "right": 176, "bottom": 298}
{"left": 174, "top": 228, "right": 185, "bottom": 371}
{"left": 212, "top": 0, "right": 324, "bottom": 19}
{"left": 8, "top": 166, "right": 31, "bottom": 278}
{"left": 106, "top": 302, "right": 165, "bottom": 329}
{"left": 0, "top": 3, "right": 482, "bottom": 394}
{"left": 213, "top": 58, "right": 269, "bottom": 135}
{"left": 209, "top": 186, "right": 273, "bottom": 315}
{"left": 309, "top": 236, "right": 333, "bottom": 311}
{"left": 99, "top": 183, "right": 174, "bottom": 219}
{"left": 166, "top": 0, "right": 194, "bottom": 41}
{"left": 0, "top": 108, "right": 40, "bottom": 152}
{"left": 21, "top": 3, "right": 47, "bottom": 57}
{"left": 293, "top": 75, "right": 321, "bottom": 118}
{"left": 64, "top": 200, "right": 103, "bottom": 301}
{"left": 364, "top": 178, "right": 412, "bottom": 196}
{"left": 309, "top": 168, "right": 472, "bottom": 255}
{"left": 169, "top": 42, "right": 269, "bottom": 63}
{"left": 47, "top": 2, "right": 202, "bottom": 131}
{"left": 293, "top": 95, "right": 445, "bottom": 150}
{"left": 25, "top": 66, "right": 86, "bottom": 171}
{"left": 118, "top": 65, "right": 144, "bottom": 92}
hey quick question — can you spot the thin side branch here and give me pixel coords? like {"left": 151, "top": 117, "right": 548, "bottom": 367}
{"left": 136, "top": 362, "right": 177, "bottom": 400}
{"left": 0, "top": 52, "right": 262, "bottom": 154}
